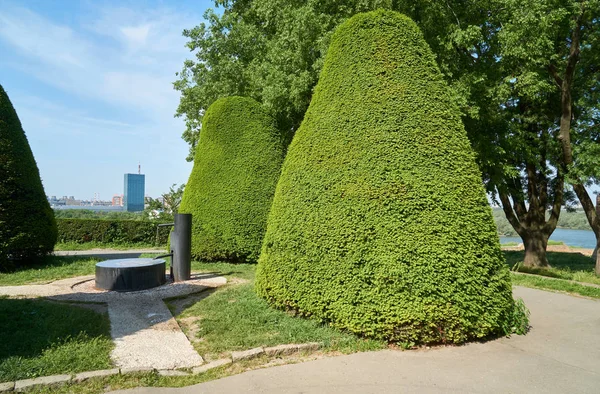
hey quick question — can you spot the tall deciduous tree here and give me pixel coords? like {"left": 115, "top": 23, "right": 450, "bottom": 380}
{"left": 494, "top": 0, "right": 600, "bottom": 269}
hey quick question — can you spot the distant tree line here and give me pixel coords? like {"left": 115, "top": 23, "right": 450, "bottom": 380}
{"left": 53, "top": 210, "right": 145, "bottom": 220}
{"left": 493, "top": 208, "right": 595, "bottom": 237}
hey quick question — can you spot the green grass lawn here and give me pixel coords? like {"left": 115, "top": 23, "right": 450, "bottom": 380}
{"left": 189, "top": 261, "right": 257, "bottom": 281}
{"left": 510, "top": 273, "right": 600, "bottom": 298}
{"left": 504, "top": 250, "right": 600, "bottom": 299}
{"left": 0, "top": 297, "right": 113, "bottom": 382}
{"left": 170, "top": 282, "right": 385, "bottom": 359}
{"left": 0, "top": 256, "right": 101, "bottom": 286}
{"left": 167, "top": 263, "right": 385, "bottom": 360}
{"left": 3, "top": 250, "right": 598, "bottom": 299}
{"left": 504, "top": 250, "right": 600, "bottom": 286}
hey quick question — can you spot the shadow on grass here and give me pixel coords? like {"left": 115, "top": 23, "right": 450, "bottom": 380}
{"left": 503, "top": 250, "right": 594, "bottom": 272}
{"left": 503, "top": 250, "right": 600, "bottom": 287}
{"left": 0, "top": 297, "right": 113, "bottom": 381}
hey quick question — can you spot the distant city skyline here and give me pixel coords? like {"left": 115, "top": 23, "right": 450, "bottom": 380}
{"left": 0, "top": 0, "right": 216, "bottom": 198}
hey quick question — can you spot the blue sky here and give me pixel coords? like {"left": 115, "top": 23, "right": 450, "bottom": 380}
{"left": 2, "top": 1, "right": 597, "bottom": 204}
{"left": 0, "top": 0, "right": 214, "bottom": 200}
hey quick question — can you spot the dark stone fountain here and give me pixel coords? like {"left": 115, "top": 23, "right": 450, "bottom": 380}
{"left": 95, "top": 258, "right": 166, "bottom": 291}
{"left": 94, "top": 214, "right": 192, "bottom": 292}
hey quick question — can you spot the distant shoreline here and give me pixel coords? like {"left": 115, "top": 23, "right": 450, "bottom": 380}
{"left": 501, "top": 243, "right": 595, "bottom": 257}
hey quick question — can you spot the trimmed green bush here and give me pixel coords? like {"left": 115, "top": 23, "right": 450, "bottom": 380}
{"left": 0, "top": 85, "right": 57, "bottom": 266}
{"left": 179, "top": 96, "right": 285, "bottom": 262}
{"left": 56, "top": 219, "right": 169, "bottom": 245}
{"left": 256, "top": 10, "right": 514, "bottom": 345}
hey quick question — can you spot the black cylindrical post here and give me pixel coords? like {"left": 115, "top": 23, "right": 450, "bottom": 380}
{"left": 172, "top": 213, "right": 192, "bottom": 281}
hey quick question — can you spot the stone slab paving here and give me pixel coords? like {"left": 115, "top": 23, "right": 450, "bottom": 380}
{"left": 109, "top": 301, "right": 204, "bottom": 369}
{"left": 0, "top": 272, "right": 227, "bottom": 370}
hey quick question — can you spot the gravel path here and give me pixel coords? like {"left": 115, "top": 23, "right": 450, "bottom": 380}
{"left": 0, "top": 273, "right": 227, "bottom": 370}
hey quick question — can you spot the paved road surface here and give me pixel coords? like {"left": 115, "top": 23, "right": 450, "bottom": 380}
{"left": 111, "top": 286, "right": 600, "bottom": 393}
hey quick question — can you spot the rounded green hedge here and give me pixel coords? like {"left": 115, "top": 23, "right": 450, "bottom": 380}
{"left": 255, "top": 10, "right": 513, "bottom": 345}
{"left": 179, "top": 96, "right": 285, "bottom": 262}
{"left": 56, "top": 219, "right": 170, "bottom": 245}
{"left": 0, "top": 84, "right": 57, "bottom": 266}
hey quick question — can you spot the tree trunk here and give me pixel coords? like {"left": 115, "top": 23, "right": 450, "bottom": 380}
{"left": 595, "top": 240, "right": 600, "bottom": 275}
{"left": 522, "top": 231, "right": 550, "bottom": 267}
{"left": 595, "top": 194, "right": 600, "bottom": 274}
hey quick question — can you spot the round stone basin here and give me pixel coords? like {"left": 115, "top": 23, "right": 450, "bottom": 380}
{"left": 95, "top": 258, "right": 166, "bottom": 292}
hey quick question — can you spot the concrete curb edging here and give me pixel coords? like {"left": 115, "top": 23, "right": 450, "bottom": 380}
{"left": 0, "top": 342, "right": 323, "bottom": 392}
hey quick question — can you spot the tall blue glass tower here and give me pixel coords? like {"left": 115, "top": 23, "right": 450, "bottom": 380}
{"left": 124, "top": 173, "right": 145, "bottom": 212}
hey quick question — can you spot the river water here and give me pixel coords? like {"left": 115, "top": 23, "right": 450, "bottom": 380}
{"left": 499, "top": 228, "right": 597, "bottom": 249}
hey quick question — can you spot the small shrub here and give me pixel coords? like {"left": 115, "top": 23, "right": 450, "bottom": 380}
{"left": 502, "top": 298, "right": 530, "bottom": 336}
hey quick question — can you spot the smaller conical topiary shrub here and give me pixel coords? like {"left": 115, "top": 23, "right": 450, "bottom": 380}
{"left": 179, "top": 96, "right": 285, "bottom": 262}
{"left": 0, "top": 84, "right": 57, "bottom": 266}
{"left": 256, "top": 10, "right": 514, "bottom": 345}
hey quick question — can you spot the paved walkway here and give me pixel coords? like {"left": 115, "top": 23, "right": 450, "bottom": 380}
{"left": 54, "top": 249, "right": 164, "bottom": 259}
{"left": 111, "top": 286, "right": 600, "bottom": 394}
{"left": 0, "top": 273, "right": 226, "bottom": 370}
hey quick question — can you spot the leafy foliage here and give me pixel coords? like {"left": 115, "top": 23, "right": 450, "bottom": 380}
{"left": 144, "top": 183, "right": 186, "bottom": 221}
{"left": 256, "top": 11, "right": 514, "bottom": 345}
{"left": 479, "top": 0, "right": 600, "bottom": 267}
{"left": 0, "top": 84, "right": 57, "bottom": 267}
{"left": 493, "top": 208, "right": 596, "bottom": 236}
{"left": 56, "top": 219, "right": 169, "bottom": 246}
{"left": 179, "top": 96, "right": 284, "bottom": 262}
{"left": 174, "top": 0, "right": 489, "bottom": 161}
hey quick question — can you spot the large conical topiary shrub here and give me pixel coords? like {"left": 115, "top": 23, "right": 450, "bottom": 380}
{"left": 256, "top": 10, "right": 514, "bottom": 345}
{"left": 0, "top": 85, "right": 57, "bottom": 266}
{"left": 179, "top": 96, "right": 285, "bottom": 262}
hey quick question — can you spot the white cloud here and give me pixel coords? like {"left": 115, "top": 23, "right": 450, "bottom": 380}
{"left": 0, "top": 3, "right": 199, "bottom": 198}
{"left": 121, "top": 25, "right": 150, "bottom": 46}
{"left": 0, "top": 4, "right": 195, "bottom": 121}
{"left": 0, "top": 8, "right": 88, "bottom": 69}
